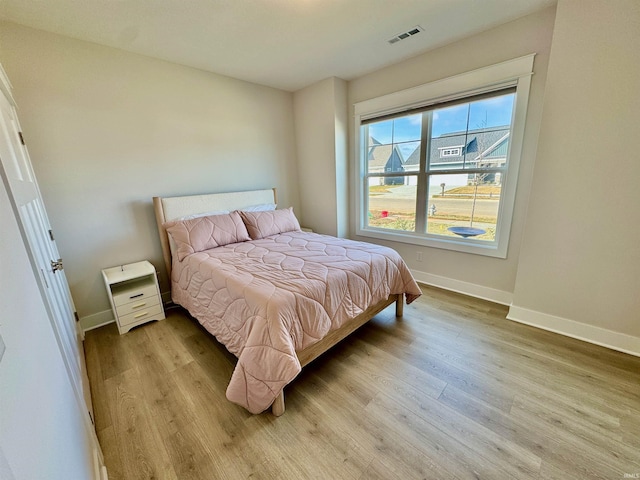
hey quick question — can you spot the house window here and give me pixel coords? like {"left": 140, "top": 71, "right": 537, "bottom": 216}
{"left": 354, "top": 55, "right": 534, "bottom": 258}
{"left": 440, "top": 147, "right": 462, "bottom": 157}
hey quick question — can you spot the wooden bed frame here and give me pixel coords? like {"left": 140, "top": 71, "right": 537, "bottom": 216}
{"left": 152, "top": 188, "right": 403, "bottom": 416}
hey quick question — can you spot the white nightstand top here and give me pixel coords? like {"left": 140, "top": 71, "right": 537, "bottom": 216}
{"left": 102, "top": 260, "right": 156, "bottom": 285}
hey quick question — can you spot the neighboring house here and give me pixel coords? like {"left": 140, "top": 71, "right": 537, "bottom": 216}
{"left": 404, "top": 126, "right": 510, "bottom": 185}
{"left": 367, "top": 136, "right": 405, "bottom": 185}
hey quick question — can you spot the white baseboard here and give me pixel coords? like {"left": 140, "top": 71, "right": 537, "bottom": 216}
{"left": 80, "top": 309, "right": 114, "bottom": 333}
{"left": 411, "top": 269, "right": 640, "bottom": 357}
{"left": 507, "top": 305, "right": 640, "bottom": 358}
{"left": 411, "top": 269, "right": 513, "bottom": 306}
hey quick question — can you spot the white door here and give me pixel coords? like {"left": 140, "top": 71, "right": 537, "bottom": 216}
{"left": 0, "top": 84, "right": 84, "bottom": 395}
{"left": 0, "top": 69, "right": 106, "bottom": 478}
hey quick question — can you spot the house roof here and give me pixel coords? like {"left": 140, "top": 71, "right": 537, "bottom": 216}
{"left": 404, "top": 126, "right": 510, "bottom": 167}
{"left": 367, "top": 143, "right": 405, "bottom": 170}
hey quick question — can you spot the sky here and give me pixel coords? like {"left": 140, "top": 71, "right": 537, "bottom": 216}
{"left": 368, "top": 92, "right": 515, "bottom": 151}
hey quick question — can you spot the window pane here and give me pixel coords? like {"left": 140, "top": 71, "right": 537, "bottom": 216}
{"left": 367, "top": 178, "right": 416, "bottom": 232}
{"left": 431, "top": 103, "right": 470, "bottom": 137}
{"left": 429, "top": 93, "right": 514, "bottom": 171}
{"left": 367, "top": 142, "right": 405, "bottom": 174}
{"left": 426, "top": 173, "right": 501, "bottom": 241}
{"left": 392, "top": 114, "right": 422, "bottom": 143}
{"left": 398, "top": 141, "right": 420, "bottom": 172}
{"left": 368, "top": 119, "right": 393, "bottom": 145}
{"left": 366, "top": 115, "right": 421, "bottom": 175}
{"left": 469, "top": 93, "right": 515, "bottom": 130}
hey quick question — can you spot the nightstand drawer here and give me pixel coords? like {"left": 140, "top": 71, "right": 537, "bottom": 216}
{"left": 112, "top": 283, "right": 158, "bottom": 307}
{"left": 118, "top": 303, "right": 163, "bottom": 327}
{"left": 116, "top": 296, "right": 160, "bottom": 317}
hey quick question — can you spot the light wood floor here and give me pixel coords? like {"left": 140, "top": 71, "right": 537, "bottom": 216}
{"left": 84, "top": 285, "right": 640, "bottom": 480}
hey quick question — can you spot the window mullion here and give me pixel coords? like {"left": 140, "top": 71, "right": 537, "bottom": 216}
{"left": 367, "top": 172, "right": 414, "bottom": 178}
{"left": 428, "top": 167, "right": 505, "bottom": 176}
{"left": 415, "top": 111, "right": 431, "bottom": 234}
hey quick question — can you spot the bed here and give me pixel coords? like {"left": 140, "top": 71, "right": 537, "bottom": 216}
{"left": 153, "top": 188, "right": 421, "bottom": 415}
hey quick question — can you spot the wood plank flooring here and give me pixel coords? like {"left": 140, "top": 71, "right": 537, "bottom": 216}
{"left": 84, "top": 285, "right": 640, "bottom": 479}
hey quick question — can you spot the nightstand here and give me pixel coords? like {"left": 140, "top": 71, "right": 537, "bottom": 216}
{"left": 102, "top": 260, "right": 165, "bottom": 334}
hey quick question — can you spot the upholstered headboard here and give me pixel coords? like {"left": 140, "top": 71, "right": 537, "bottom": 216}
{"left": 153, "top": 188, "right": 277, "bottom": 282}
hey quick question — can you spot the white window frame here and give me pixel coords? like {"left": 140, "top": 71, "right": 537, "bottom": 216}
{"left": 354, "top": 54, "right": 535, "bottom": 258}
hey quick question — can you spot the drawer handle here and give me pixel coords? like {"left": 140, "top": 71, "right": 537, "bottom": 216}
{"left": 132, "top": 302, "right": 147, "bottom": 309}
{"left": 134, "top": 311, "right": 149, "bottom": 319}
{"left": 129, "top": 293, "right": 144, "bottom": 299}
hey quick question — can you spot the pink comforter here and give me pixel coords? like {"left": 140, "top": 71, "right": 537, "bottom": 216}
{"left": 171, "top": 231, "right": 421, "bottom": 413}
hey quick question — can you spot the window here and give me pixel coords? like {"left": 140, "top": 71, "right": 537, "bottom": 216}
{"left": 354, "top": 55, "right": 534, "bottom": 258}
{"left": 440, "top": 147, "right": 462, "bottom": 158}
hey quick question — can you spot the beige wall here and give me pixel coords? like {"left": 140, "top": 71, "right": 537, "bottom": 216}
{"left": 347, "top": 7, "right": 557, "bottom": 301}
{"left": 2, "top": 2, "right": 638, "bottom": 353}
{"left": 511, "top": 0, "right": 640, "bottom": 339}
{"left": 334, "top": 78, "right": 349, "bottom": 238}
{"left": 293, "top": 77, "right": 348, "bottom": 237}
{"left": 0, "top": 22, "right": 300, "bottom": 320}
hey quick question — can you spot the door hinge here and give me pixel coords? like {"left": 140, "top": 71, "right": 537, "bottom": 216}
{"left": 74, "top": 311, "right": 80, "bottom": 322}
{"left": 18, "top": 131, "right": 25, "bottom": 145}
{"left": 48, "top": 229, "right": 55, "bottom": 241}
{"left": 51, "top": 258, "right": 64, "bottom": 273}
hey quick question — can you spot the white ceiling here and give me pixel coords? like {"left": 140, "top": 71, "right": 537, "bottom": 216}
{"left": 0, "top": 0, "right": 555, "bottom": 92}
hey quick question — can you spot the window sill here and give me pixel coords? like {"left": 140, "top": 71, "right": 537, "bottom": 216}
{"left": 356, "top": 227, "right": 508, "bottom": 258}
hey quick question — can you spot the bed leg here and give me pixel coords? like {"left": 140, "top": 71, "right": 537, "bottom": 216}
{"left": 395, "top": 294, "right": 404, "bottom": 318}
{"left": 272, "top": 392, "right": 285, "bottom": 417}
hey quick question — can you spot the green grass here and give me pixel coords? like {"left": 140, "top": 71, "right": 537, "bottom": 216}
{"left": 369, "top": 210, "right": 496, "bottom": 224}
{"left": 429, "top": 213, "right": 497, "bottom": 224}
{"left": 368, "top": 185, "right": 405, "bottom": 196}
{"left": 434, "top": 185, "right": 501, "bottom": 199}
{"left": 368, "top": 212, "right": 415, "bottom": 231}
{"left": 443, "top": 185, "right": 501, "bottom": 195}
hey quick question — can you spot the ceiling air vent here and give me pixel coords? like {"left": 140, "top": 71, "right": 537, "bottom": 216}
{"left": 388, "top": 26, "right": 423, "bottom": 45}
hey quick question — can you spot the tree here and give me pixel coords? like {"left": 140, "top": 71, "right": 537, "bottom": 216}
{"left": 469, "top": 172, "right": 489, "bottom": 227}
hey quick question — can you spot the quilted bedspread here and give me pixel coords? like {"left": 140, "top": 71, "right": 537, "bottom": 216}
{"left": 171, "top": 231, "right": 421, "bottom": 414}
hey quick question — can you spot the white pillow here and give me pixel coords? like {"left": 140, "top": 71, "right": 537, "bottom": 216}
{"left": 241, "top": 203, "right": 277, "bottom": 212}
{"left": 177, "top": 209, "right": 229, "bottom": 220}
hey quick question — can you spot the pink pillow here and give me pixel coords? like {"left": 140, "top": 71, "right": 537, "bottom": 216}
{"left": 164, "top": 211, "right": 250, "bottom": 261}
{"left": 240, "top": 207, "right": 301, "bottom": 240}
